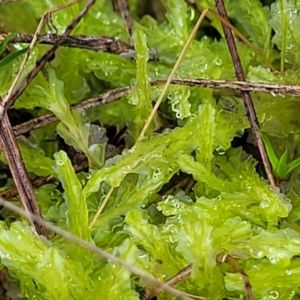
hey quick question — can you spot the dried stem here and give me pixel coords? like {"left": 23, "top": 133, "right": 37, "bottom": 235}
{"left": 0, "top": 0, "right": 22, "bottom": 2}
{"left": 0, "top": 114, "right": 46, "bottom": 235}
{"left": 12, "top": 77, "right": 300, "bottom": 137}
{"left": 89, "top": 186, "right": 114, "bottom": 228}
{"left": 184, "top": 1, "right": 275, "bottom": 71}
{"left": 143, "top": 265, "right": 204, "bottom": 300}
{"left": 217, "top": 253, "right": 254, "bottom": 300}
{"left": 114, "top": 0, "right": 134, "bottom": 45}
{"left": 184, "top": 178, "right": 195, "bottom": 194}
{"left": 152, "top": 177, "right": 191, "bottom": 204}
{"left": 137, "top": 8, "right": 209, "bottom": 141}
{"left": 0, "top": 33, "right": 134, "bottom": 55}
{"left": 215, "top": 0, "right": 275, "bottom": 187}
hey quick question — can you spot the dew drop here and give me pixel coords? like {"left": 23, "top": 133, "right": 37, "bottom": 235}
{"left": 176, "top": 111, "right": 182, "bottom": 119}
{"left": 128, "top": 146, "right": 136, "bottom": 153}
{"left": 260, "top": 201, "right": 270, "bottom": 209}
{"left": 130, "top": 78, "right": 136, "bottom": 86}
{"left": 214, "top": 58, "right": 222, "bottom": 66}
{"left": 170, "top": 226, "right": 178, "bottom": 234}
{"left": 57, "top": 160, "right": 64, "bottom": 166}
{"left": 285, "top": 269, "right": 292, "bottom": 275}
{"left": 174, "top": 202, "right": 180, "bottom": 209}
{"left": 268, "top": 291, "right": 279, "bottom": 299}
{"left": 216, "top": 147, "right": 226, "bottom": 155}
{"left": 189, "top": 8, "right": 195, "bottom": 20}
{"left": 257, "top": 251, "right": 264, "bottom": 258}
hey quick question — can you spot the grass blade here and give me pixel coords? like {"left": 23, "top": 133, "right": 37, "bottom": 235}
{"left": 0, "top": 47, "right": 28, "bottom": 69}
{"left": 0, "top": 32, "right": 16, "bottom": 56}
{"left": 276, "top": 149, "right": 288, "bottom": 179}
{"left": 260, "top": 133, "right": 279, "bottom": 168}
{"left": 286, "top": 157, "right": 300, "bottom": 176}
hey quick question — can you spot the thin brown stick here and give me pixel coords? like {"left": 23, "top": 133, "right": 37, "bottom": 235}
{"left": 184, "top": 1, "right": 275, "bottom": 71}
{"left": 13, "top": 85, "right": 130, "bottom": 136}
{"left": 0, "top": 114, "right": 46, "bottom": 235}
{"left": 114, "top": 0, "right": 134, "bottom": 45}
{"left": 0, "top": 197, "right": 192, "bottom": 300}
{"left": 156, "top": 78, "right": 300, "bottom": 95}
{"left": 152, "top": 177, "right": 190, "bottom": 204}
{"left": 89, "top": 186, "right": 114, "bottom": 228}
{"left": 0, "top": 33, "right": 134, "bottom": 55}
{"left": 217, "top": 254, "right": 254, "bottom": 300}
{"left": 207, "top": 9, "right": 275, "bottom": 72}
{"left": 0, "top": 175, "right": 55, "bottom": 201}
{"left": 215, "top": 0, "right": 275, "bottom": 187}
{"left": 143, "top": 265, "right": 194, "bottom": 300}
{"left": 0, "top": 0, "right": 22, "bottom": 2}
{"left": 12, "top": 77, "right": 300, "bottom": 137}
{"left": 184, "top": 178, "right": 195, "bottom": 194}
{"left": 137, "top": 9, "right": 209, "bottom": 141}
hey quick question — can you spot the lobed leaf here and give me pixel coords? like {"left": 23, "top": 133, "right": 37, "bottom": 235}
{"left": 53, "top": 151, "right": 90, "bottom": 241}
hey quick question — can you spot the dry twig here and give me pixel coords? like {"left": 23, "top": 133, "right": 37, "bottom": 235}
{"left": 184, "top": 0, "right": 275, "bottom": 71}
{"left": 217, "top": 253, "right": 254, "bottom": 300}
{"left": 0, "top": 114, "right": 46, "bottom": 235}
{"left": 152, "top": 177, "right": 191, "bottom": 204}
{"left": 215, "top": 0, "right": 275, "bottom": 187}
{"left": 113, "top": 0, "right": 134, "bottom": 45}
{"left": 11, "top": 78, "right": 300, "bottom": 137}
{"left": 0, "top": 0, "right": 22, "bottom": 3}
{"left": 143, "top": 265, "right": 193, "bottom": 300}
{"left": 138, "top": 9, "right": 209, "bottom": 141}
{"left": 0, "top": 33, "right": 135, "bottom": 55}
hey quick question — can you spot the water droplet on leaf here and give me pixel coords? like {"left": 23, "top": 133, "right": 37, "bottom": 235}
{"left": 57, "top": 160, "right": 64, "bottom": 166}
